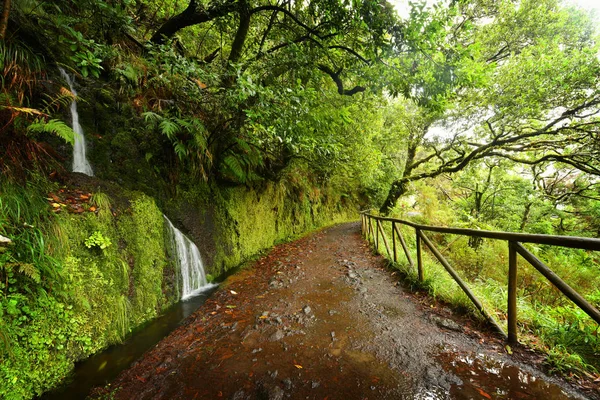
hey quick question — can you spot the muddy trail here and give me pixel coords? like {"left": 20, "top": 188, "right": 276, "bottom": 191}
{"left": 93, "top": 223, "right": 595, "bottom": 400}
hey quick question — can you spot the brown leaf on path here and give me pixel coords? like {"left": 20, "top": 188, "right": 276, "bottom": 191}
{"left": 476, "top": 387, "right": 492, "bottom": 399}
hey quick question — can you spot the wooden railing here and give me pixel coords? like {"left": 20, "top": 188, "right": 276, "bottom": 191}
{"left": 360, "top": 212, "right": 600, "bottom": 344}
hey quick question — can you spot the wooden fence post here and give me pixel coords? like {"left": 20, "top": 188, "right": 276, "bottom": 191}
{"left": 416, "top": 229, "right": 423, "bottom": 281}
{"left": 392, "top": 221, "right": 397, "bottom": 262}
{"left": 375, "top": 219, "right": 380, "bottom": 253}
{"left": 508, "top": 241, "right": 518, "bottom": 344}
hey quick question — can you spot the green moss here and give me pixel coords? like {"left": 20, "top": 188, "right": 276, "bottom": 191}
{"left": 0, "top": 185, "right": 175, "bottom": 399}
{"left": 0, "top": 167, "right": 357, "bottom": 399}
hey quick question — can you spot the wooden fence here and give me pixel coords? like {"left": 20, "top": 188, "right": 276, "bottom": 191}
{"left": 360, "top": 212, "right": 600, "bottom": 344}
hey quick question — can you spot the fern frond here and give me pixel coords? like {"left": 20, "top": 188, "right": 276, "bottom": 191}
{"left": 236, "top": 138, "right": 252, "bottom": 153}
{"left": 159, "top": 119, "right": 179, "bottom": 139}
{"left": 173, "top": 141, "right": 188, "bottom": 160}
{"left": 223, "top": 155, "right": 247, "bottom": 183}
{"left": 142, "top": 111, "right": 162, "bottom": 124}
{"left": 17, "top": 263, "right": 40, "bottom": 283}
{"left": 0, "top": 106, "right": 45, "bottom": 115}
{"left": 27, "top": 119, "right": 75, "bottom": 145}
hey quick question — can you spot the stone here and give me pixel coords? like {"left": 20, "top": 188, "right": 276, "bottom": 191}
{"left": 269, "top": 330, "right": 285, "bottom": 341}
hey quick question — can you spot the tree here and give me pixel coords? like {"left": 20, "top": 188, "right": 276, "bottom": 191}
{"left": 380, "top": 0, "right": 600, "bottom": 214}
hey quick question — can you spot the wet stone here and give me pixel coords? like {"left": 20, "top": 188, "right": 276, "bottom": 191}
{"left": 303, "top": 306, "right": 312, "bottom": 315}
{"left": 311, "top": 381, "right": 320, "bottom": 389}
{"left": 231, "top": 389, "right": 247, "bottom": 400}
{"left": 430, "top": 315, "right": 463, "bottom": 332}
{"left": 270, "top": 330, "right": 285, "bottom": 341}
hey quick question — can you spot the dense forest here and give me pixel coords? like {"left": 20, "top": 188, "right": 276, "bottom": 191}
{"left": 1, "top": 0, "right": 599, "bottom": 397}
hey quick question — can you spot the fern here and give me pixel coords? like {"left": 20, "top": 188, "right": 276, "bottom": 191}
{"left": 142, "top": 111, "right": 161, "bottom": 124}
{"left": 173, "top": 141, "right": 188, "bottom": 160}
{"left": 1, "top": 262, "right": 41, "bottom": 284}
{"left": 27, "top": 119, "right": 75, "bottom": 145}
{"left": 159, "top": 119, "right": 179, "bottom": 139}
{"left": 223, "top": 154, "right": 247, "bottom": 183}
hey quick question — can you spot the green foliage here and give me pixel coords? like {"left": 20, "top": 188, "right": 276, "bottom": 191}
{"left": 84, "top": 231, "right": 112, "bottom": 250}
{"left": 0, "top": 181, "right": 176, "bottom": 398}
{"left": 26, "top": 119, "right": 75, "bottom": 145}
{"left": 380, "top": 173, "right": 600, "bottom": 376}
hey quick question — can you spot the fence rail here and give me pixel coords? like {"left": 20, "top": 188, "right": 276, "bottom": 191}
{"left": 360, "top": 212, "right": 600, "bottom": 344}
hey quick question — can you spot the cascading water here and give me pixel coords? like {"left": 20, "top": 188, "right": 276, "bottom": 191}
{"left": 59, "top": 68, "right": 94, "bottom": 176}
{"left": 164, "top": 216, "right": 215, "bottom": 300}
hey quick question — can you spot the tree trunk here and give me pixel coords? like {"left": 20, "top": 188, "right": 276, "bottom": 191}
{"left": 228, "top": 1, "right": 250, "bottom": 65}
{"left": 0, "top": 0, "right": 11, "bottom": 40}
{"left": 380, "top": 179, "right": 408, "bottom": 214}
{"left": 519, "top": 202, "right": 531, "bottom": 231}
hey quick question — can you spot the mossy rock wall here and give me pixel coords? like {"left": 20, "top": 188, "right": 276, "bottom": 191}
{"left": 170, "top": 179, "right": 356, "bottom": 277}
{"left": 0, "top": 178, "right": 356, "bottom": 399}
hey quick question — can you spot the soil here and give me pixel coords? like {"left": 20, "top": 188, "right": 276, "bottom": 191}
{"left": 92, "top": 222, "right": 599, "bottom": 400}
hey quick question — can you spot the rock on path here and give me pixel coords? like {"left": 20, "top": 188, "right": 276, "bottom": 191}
{"left": 93, "top": 223, "right": 591, "bottom": 400}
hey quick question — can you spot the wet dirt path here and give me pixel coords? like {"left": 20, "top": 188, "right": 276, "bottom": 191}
{"left": 94, "top": 223, "right": 594, "bottom": 400}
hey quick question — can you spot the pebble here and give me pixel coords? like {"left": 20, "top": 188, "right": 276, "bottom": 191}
{"left": 270, "top": 330, "right": 285, "bottom": 341}
{"left": 303, "top": 306, "right": 312, "bottom": 315}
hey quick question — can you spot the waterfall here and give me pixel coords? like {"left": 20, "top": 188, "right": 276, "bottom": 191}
{"left": 59, "top": 68, "right": 94, "bottom": 176}
{"left": 164, "top": 216, "right": 215, "bottom": 300}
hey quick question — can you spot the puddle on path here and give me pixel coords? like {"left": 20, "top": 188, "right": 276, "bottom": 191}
{"left": 437, "top": 351, "right": 580, "bottom": 399}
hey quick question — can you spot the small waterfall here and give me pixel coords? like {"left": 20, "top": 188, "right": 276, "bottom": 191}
{"left": 164, "top": 216, "right": 215, "bottom": 300}
{"left": 59, "top": 68, "right": 94, "bottom": 176}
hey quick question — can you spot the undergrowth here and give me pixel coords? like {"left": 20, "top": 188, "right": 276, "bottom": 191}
{"left": 368, "top": 216, "right": 600, "bottom": 378}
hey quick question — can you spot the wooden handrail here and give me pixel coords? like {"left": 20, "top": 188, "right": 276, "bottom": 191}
{"left": 363, "top": 213, "right": 600, "bottom": 251}
{"left": 360, "top": 212, "right": 600, "bottom": 344}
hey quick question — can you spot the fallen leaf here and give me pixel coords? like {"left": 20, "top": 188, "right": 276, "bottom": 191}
{"left": 294, "top": 364, "right": 303, "bottom": 369}
{"left": 80, "top": 194, "right": 90, "bottom": 200}
{"left": 51, "top": 203, "right": 61, "bottom": 208}
{"left": 259, "top": 316, "right": 268, "bottom": 319}
{"left": 211, "top": 311, "right": 217, "bottom": 315}
{"left": 505, "top": 345, "right": 513, "bottom": 355}
{"left": 476, "top": 388, "right": 492, "bottom": 399}
{"left": 230, "top": 290, "right": 238, "bottom": 295}
{"left": 89, "top": 206, "right": 97, "bottom": 212}
{"left": 225, "top": 305, "right": 236, "bottom": 309}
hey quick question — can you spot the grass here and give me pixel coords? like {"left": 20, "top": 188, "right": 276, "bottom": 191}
{"left": 365, "top": 217, "right": 600, "bottom": 377}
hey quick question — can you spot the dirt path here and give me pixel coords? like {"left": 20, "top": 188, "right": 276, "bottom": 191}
{"left": 95, "top": 223, "right": 594, "bottom": 400}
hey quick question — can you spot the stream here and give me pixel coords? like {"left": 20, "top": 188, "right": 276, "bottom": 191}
{"left": 40, "top": 287, "right": 217, "bottom": 400}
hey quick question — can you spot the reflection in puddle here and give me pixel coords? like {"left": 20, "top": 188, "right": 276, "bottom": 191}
{"left": 437, "top": 351, "right": 581, "bottom": 399}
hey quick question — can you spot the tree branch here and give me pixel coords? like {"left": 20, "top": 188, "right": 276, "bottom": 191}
{"left": 317, "top": 64, "right": 365, "bottom": 96}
